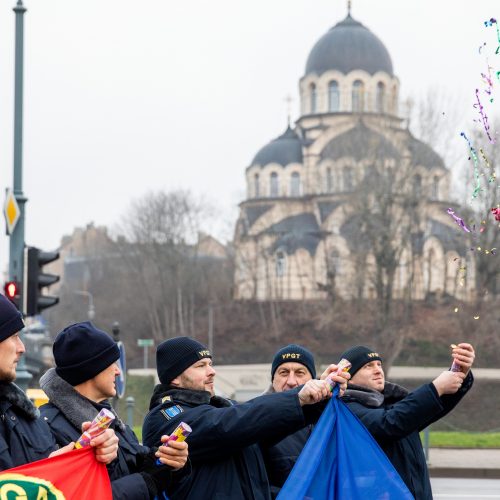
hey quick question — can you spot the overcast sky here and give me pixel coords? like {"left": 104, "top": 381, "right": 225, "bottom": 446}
{"left": 1, "top": 0, "right": 499, "bottom": 276}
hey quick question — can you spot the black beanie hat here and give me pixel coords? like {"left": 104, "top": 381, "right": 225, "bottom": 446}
{"left": 156, "top": 336, "right": 212, "bottom": 385}
{"left": 339, "top": 345, "right": 382, "bottom": 378}
{"left": 53, "top": 322, "right": 120, "bottom": 386}
{"left": 271, "top": 344, "right": 316, "bottom": 380}
{"left": 0, "top": 295, "right": 25, "bottom": 343}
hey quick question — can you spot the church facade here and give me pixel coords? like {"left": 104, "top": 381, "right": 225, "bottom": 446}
{"left": 234, "top": 10, "right": 474, "bottom": 302}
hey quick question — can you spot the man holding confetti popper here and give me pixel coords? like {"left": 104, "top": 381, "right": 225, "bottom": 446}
{"left": 0, "top": 296, "right": 119, "bottom": 471}
{"left": 143, "top": 336, "right": 349, "bottom": 499}
{"left": 340, "top": 342, "right": 475, "bottom": 500}
{"left": 40, "top": 321, "right": 189, "bottom": 500}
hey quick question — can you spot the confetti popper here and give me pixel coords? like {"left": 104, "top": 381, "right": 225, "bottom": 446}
{"left": 155, "top": 422, "right": 192, "bottom": 466}
{"left": 450, "top": 344, "right": 461, "bottom": 372}
{"left": 75, "top": 408, "right": 115, "bottom": 449}
{"left": 167, "top": 422, "right": 192, "bottom": 443}
{"left": 326, "top": 358, "right": 352, "bottom": 391}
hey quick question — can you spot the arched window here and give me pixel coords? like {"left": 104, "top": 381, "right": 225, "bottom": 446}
{"left": 352, "top": 80, "right": 364, "bottom": 112}
{"left": 432, "top": 176, "right": 439, "bottom": 200}
{"left": 326, "top": 167, "right": 333, "bottom": 192}
{"left": 328, "top": 249, "right": 341, "bottom": 274}
{"left": 328, "top": 81, "right": 339, "bottom": 112}
{"left": 310, "top": 83, "right": 317, "bottom": 113}
{"left": 276, "top": 250, "right": 286, "bottom": 277}
{"left": 376, "top": 82, "right": 385, "bottom": 113}
{"left": 343, "top": 166, "right": 353, "bottom": 191}
{"left": 413, "top": 174, "right": 422, "bottom": 198}
{"left": 290, "top": 172, "right": 301, "bottom": 196}
{"left": 270, "top": 172, "right": 279, "bottom": 197}
{"left": 254, "top": 173, "right": 260, "bottom": 198}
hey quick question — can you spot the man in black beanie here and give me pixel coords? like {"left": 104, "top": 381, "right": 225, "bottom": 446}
{"left": 40, "top": 321, "right": 189, "bottom": 500}
{"left": 143, "top": 336, "right": 348, "bottom": 500}
{"left": 261, "top": 344, "right": 317, "bottom": 498}
{"left": 0, "top": 296, "right": 118, "bottom": 472}
{"left": 340, "top": 344, "right": 475, "bottom": 500}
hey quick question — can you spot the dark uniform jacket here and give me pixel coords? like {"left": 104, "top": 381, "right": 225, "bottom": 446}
{"left": 341, "top": 372, "right": 474, "bottom": 500}
{"left": 143, "top": 384, "right": 320, "bottom": 500}
{"left": 0, "top": 382, "right": 57, "bottom": 471}
{"left": 39, "top": 368, "right": 152, "bottom": 500}
{"left": 259, "top": 385, "right": 313, "bottom": 498}
{"left": 261, "top": 426, "right": 312, "bottom": 499}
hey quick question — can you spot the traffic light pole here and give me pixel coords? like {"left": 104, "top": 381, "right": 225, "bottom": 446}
{"left": 10, "top": 0, "right": 31, "bottom": 390}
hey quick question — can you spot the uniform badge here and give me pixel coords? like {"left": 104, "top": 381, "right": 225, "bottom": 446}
{"left": 161, "top": 396, "right": 172, "bottom": 404}
{"left": 160, "top": 405, "right": 184, "bottom": 420}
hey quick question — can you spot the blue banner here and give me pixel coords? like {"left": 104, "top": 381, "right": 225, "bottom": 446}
{"left": 277, "top": 389, "right": 414, "bottom": 499}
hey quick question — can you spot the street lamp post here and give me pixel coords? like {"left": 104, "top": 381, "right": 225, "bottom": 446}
{"left": 74, "top": 290, "right": 95, "bottom": 320}
{"left": 11, "top": 0, "right": 31, "bottom": 391}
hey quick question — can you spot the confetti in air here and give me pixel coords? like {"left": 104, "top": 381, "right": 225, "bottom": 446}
{"left": 460, "top": 132, "right": 482, "bottom": 198}
{"left": 447, "top": 208, "right": 472, "bottom": 233}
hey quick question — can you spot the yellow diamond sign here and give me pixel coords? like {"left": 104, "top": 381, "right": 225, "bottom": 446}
{"left": 4, "top": 189, "right": 20, "bottom": 235}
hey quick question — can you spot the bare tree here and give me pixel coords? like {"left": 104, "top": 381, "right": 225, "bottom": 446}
{"left": 115, "top": 190, "right": 220, "bottom": 342}
{"left": 341, "top": 126, "right": 423, "bottom": 366}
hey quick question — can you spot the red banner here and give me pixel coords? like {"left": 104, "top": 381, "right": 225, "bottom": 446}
{"left": 0, "top": 447, "right": 112, "bottom": 499}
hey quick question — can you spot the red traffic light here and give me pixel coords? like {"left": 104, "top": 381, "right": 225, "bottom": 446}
{"left": 4, "top": 281, "right": 20, "bottom": 300}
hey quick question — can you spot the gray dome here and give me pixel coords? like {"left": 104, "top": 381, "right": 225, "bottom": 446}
{"left": 251, "top": 127, "right": 303, "bottom": 167}
{"left": 407, "top": 136, "right": 446, "bottom": 170}
{"left": 305, "top": 14, "right": 393, "bottom": 76}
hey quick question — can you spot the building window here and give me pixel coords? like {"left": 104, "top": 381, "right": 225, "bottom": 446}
{"left": 343, "top": 166, "right": 353, "bottom": 191}
{"left": 432, "top": 176, "right": 439, "bottom": 200}
{"left": 352, "top": 80, "right": 364, "bottom": 112}
{"left": 290, "top": 172, "right": 301, "bottom": 196}
{"left": 276, "top": 250, "right": 286, "bottom": 277}
{"left": 310, "top": 83, "right": 317, "bottom": 113}
{"left": 413, "top": 174, "right": 422, "bottom": 198}
{"left": 329, "top": 249, "right": 341, "bottom": 273}
{"left": 376, "top": 82, "right": 385, "bottom": 113}
{"left": 326, "top": 167, "right": 333, "bottom": 192}
{"left": 328, "top": 81, "right": 339, "bottom": 112}
{"left": 270, "top": 172, "right": 279, "bottom": 197}
{"left": 254, "top": 173, "right": 260, "bottom": 198}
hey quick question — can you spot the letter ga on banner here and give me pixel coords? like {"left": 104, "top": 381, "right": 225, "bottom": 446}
{"left": 0, "top": 447, "right": 112, "bottom": 499}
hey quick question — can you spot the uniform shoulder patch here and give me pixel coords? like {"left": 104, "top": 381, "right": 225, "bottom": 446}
{"left": 160, "top": 405, "right": 184, "bottom": 420}
{"left": 161, "top": 396, "right": 172, "bottom": 404}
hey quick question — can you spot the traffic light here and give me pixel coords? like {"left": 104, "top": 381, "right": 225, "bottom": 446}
{"left": 3, "top": 280, "right": 21, "bottom": 309}
{"left": 25, "top": 246, "right": 60, "bottom": 316}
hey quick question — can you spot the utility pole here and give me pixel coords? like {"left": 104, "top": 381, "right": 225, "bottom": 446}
{"left": 10, "top": 0, "right": 31, "bottom": 390}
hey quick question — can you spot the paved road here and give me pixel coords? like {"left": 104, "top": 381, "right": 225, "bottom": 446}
{"left": 431, "top": 478, "right": 500, "bottom": 499}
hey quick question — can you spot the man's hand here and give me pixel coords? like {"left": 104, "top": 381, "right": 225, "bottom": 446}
{"left": 81, "top": 422, "right": 119, "bottom": 464}
{"left": 432, "top": 370, "right": 466, "bottom": 396}
{"left": 451, "top": 343, "right": 475, "bottom": 375}
{"left": 48, "top": 442, "right": 75, "bottom": 458}
{"left": 319, "top": 364, "right": 350, "bottom": 396}
{"left": 298, "top": 379, "right": 332, "bottom": 406}
{"left": 156, "top": 436, "right": 188, "bottom": 470}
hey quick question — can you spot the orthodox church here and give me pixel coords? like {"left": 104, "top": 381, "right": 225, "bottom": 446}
{"left": 233, "top": 7, "right": 474, "bottom": 302}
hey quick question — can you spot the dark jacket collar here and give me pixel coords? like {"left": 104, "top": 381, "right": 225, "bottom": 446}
{"left": 149, "top": 384, "right": 231, "bottom": 410}
{"left": 0, "top": 382, "right": 39, "bottom": 420}
{"left": 342, "top": 381, "right": 409, "bottom": 408}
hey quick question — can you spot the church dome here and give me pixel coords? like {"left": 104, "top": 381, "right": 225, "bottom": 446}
{"left": 251, "top": 126, "right": 303, "bottom": 167}
{"left": 305, "top": 14, "right": 393, "bottom": 76}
